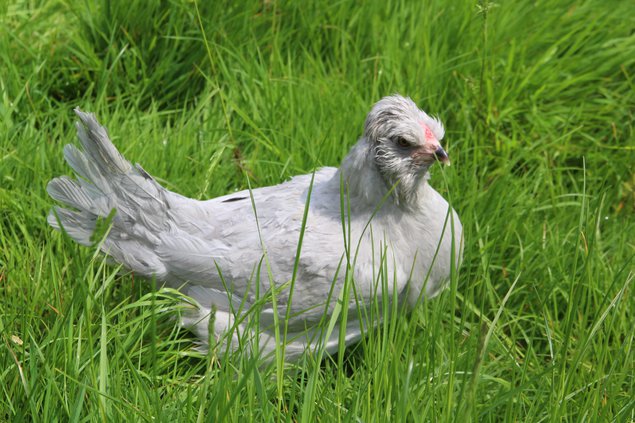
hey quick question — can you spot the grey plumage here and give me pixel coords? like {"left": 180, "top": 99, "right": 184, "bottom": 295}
{"left": 48, "top": 95, "right": 463, "bottom": 362}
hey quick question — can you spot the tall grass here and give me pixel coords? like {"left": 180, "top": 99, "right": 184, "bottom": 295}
{"left": 1, "top": 0, "right": 633, "bottom": 421}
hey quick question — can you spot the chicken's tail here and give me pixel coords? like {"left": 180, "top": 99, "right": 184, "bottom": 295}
{"left": 47, "top": 109, "right": 177, "bottom": 278}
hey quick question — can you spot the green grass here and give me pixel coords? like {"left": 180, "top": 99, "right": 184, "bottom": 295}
{"left": 1, "top": 0, "right": 634, "bottom": 421}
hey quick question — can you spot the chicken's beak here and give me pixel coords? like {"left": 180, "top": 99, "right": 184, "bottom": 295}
{"left": 434, "top": 146, "right": 450, "bottom": 165}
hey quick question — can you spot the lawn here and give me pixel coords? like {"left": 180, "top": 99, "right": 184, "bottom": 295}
{"left": 1, "top": 0, "right": 633, "bottom": 421}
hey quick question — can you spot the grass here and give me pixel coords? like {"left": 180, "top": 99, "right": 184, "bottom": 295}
{"left": 1, "top": 0, "right": 634, "bottom": 421}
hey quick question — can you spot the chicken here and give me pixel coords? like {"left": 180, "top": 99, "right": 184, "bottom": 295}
{"left": 48, "top": 95, "right": 463, "bottom": 361}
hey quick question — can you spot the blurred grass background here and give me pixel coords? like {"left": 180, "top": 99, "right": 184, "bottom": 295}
{"left": 1, "top": 0, "right": 633, "bottom": 421}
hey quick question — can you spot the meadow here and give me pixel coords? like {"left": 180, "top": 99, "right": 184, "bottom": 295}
{"left": 1, "top": 0, "right": 633, "bottom": 421}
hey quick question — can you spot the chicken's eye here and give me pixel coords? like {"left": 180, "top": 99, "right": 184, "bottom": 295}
{"left": 395, "top": 137, "right": 410, "bottom": 147}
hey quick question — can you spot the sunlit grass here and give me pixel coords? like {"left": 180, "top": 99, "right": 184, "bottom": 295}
{"left": 1, "top": 0, "right": 633, "bottom": 421}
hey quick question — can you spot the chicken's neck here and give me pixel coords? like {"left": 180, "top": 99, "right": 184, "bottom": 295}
{"left": 336, "top": 137, "right": 428, "bottom": 212}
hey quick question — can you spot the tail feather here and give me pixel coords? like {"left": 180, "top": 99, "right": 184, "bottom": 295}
{"left": 73, "top": 109, "right": 131, "bottom": 175}
{"left": 48, "top": 206, "right": 96, "bottom": 246}
{"left": 47, "top": 176, "right": 111, "bottom": 216}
